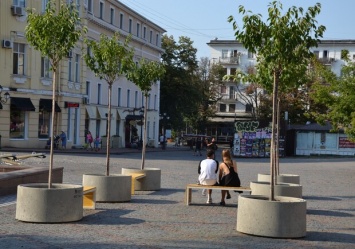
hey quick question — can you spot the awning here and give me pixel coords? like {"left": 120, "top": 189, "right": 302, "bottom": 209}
{"left": 39, "top": 99, "right": 61, "bottom": 112}
{"left": 97, "top": 106, "right": 108, "bottom": 119}
{"left": 85, "top": 106, "right": 96, "bottom": 119}
{"left": 11, "top": 97, "right": 35, "bottom": 111}
{"left": 125, "top": 114, "right": 143, "bottom": 120}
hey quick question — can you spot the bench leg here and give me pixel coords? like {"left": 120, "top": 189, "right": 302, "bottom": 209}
{"left": 185, "top": 187, "right": 192, "bottom": 206}
{"left": 131, "top": 177, "right": 136, "bottom": 195}
{"left": 83, "top": 191, "right": 96, "bottom": 209}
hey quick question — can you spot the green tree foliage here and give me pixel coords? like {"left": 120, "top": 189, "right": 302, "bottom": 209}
{"left": 127, "top": 59, "right": 165, "bottom": 169}
{"left": 160, "top": 35, "right": 201, "bottom": 131}
{"left": 229, "top": 1, "right": 325, "bottom": 200}
{"left": 84, "top": 32, "right": 134, "bottom": 176}
{"left": 311, "top": 61, "right": 355, "bottom": 140}
{"left": 25, "top": 0, "right": 86, "bottom": 187}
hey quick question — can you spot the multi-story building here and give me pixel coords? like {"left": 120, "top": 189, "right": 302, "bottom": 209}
{"left": 208, "top": 38, "right": 355, "bottom": 156}
{"left": 0, "top": 0, "right": 165, "bottom": 149}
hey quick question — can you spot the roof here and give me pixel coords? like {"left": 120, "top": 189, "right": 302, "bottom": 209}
{"left": 288, "top": 122, "right": 336, "bottom": 132}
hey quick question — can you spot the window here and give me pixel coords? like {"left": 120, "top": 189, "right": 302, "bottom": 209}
{"left": 13, "top": 0, "right": 25, "bottom": 7}
{"left": 68, "top": 55, "right": 72, "bottom": 81}
{"left": 143, "top": 27, "right": 146, "bottom": 39}
{"left": 229, "top": 86, "right": 235, "bottom": 99}
{"left": 13, "top": 43, "right": 25, "bottom": 75}
{"left": 149, "top": 30, "right": 153, "bottom": 43}
{"left": 136, "top": 23, "right": 140, "bottom": 37}
{"left": 245, "top": 104, "right": 253, "bottom": 113}
{"left": 220, "top": 104, "right": 226, "bottom": 112}
{"left": 74, "top": 54, "right": 80, "bottom": 82}
{"left": 127, "top": 89, "right": 130, "bottom": 107}
{"left": 117, "top": 87, "right": 121, "bottom": 106}
{"left": 220, "top": 86, "right": 227, "bottom": 94}
{"left": 86, "top": 81, "right": 90, "bottom": 102}
{"left": 87, "top": 0, "right": 92, "bottom": 13}
{"left": 41, "top": 57, "right": 52, "bottom": 78}
{"left": 97, "top": 83, "right": 101, "bottom": 104}
{"left": 134, "top": 90, "right": 138, "bottom": 108}
{"left": 38, "top": 110, "right": 50, "bottom": 138}
{"left": 229, "top": 104, "right": 235, "bottom": 113}
{"left": 154, "top": 94, "right": 157, "bottom": 110}
{"left": 148, "top": 94, "right": 151, "bottom": 109}
{"left": 232, "top": 50, "right": 238, "bottom": 57}
{"left": 129, "top": 19, "right": 132, "bottom": 33}
{"left": 230, "top": 68, "right": 237, "bottom": 76}
{"left": 119, "top": 13, "right": 123, "bottom": 29}
{"left": 323, "top": 50, "right": 328, "bottom": 59}
{"left": 110, "top": 8, "right": 114, "bottom": 24}
{"left": 10, "top": 110, "right": 27, "bottom": 139}
{"left": 313, "top": 50, "right": 319, "bottom": 58}
{"left": 222, "top": 50, "right": 228, "bottom": 59}
{"left": 42, "top": 0, "right": 49, "bottom": 11}
{"left": 156, "top": 34, "right": 159, "bottom": 46}
{"left": 99, "top": 1, "right": 103, "bottom": 19}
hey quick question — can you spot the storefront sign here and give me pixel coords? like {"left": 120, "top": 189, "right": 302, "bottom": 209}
{"left": 65, "top": 102, "right": 80, "bottom": 108}
{"left": 339, "top": 137, "right": 355, "bottom": 148}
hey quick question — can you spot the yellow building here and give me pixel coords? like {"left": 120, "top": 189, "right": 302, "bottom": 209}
{"left": 0, "top": 0, "right": 165, "bottom": 149}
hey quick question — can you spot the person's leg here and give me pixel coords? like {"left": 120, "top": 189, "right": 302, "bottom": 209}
{"left": 226, "top": 190, "right": 231, "bottom": 199}
{"left": 220, "top": 190, "right": 226, "bottom": 205}
{"left": 207, "top": 189, "right": 213, "bottom": 204}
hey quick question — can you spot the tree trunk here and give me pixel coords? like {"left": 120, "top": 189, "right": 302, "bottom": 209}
{"left": 48, "top": 69, "right": 56, "bottom": 189}
{"left": 141, "top": 95, "right": 148, "bottom": 170}
{"left": 105, "top": 84, "right": 112, "bottom": 176}
{"left": 270, "top": 71, "right": 279, "bottom": 201}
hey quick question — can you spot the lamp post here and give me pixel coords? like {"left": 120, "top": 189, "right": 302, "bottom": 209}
{"left": 0, "top": 85, "right": 10, "bottom": 109}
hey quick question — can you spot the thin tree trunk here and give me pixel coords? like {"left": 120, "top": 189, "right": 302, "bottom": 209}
{"left": 106, "top": 84, "right": 112, "bottom": 176}
{"left": 275, "top": 97, "right": 280, "bottom": 179}
{"left": 270, "top": 71, "right": 279, "bottom": 201}
{"left": 141, "top": 95, "right": 148, "bottom": 170}
{"left": 48, "top": 70, "right": 56, "bottom": 189}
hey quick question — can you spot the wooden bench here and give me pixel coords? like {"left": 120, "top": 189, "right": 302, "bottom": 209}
{"left": 124, "top": 173, "right": 146, "bottom": 195}
{"left": 83, "top": 186, "right": 96, "bottom": 209}
{"left": 185, "top": 183, "right": 252, "bottom": 205}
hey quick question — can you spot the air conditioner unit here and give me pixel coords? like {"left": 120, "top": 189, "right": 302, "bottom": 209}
{"left": 11, "top": 5, "right": 25, "bottom": 16}
{"left": 2, "top": 40, "right": 13, "bottom": 49}
{"left": 82, "top": 97, "right": 89, "bottom": 104}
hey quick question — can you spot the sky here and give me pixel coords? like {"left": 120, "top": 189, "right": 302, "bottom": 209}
{"left": 119, "top": 0, "right": 355, "bottom": 59}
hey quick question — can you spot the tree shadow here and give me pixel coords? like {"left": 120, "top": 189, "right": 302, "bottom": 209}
{"left": 303, "top": 195, "right": 342, "bottom": 201}
{"left": 307, "top": 209, "right": 354, "bottom": 217}
{"left": 81, "top": 209, "right": 144, "bottom": 225}
{"left": 305, "top": 231, "right": 355, "bottom": 243}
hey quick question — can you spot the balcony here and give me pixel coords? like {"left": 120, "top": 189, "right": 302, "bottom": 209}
{"left": 219, "top": 56, "right": 240, "bottom": 65}
{"left": 318, "top": 57, "right": 335, "bottom": 65}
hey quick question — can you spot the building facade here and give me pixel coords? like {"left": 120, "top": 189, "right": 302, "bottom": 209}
{"left": 0, "top": 0, "right": 165, "bottom": 149}
{"left": 208, "top": 39, "right": 355, "bottom": 156}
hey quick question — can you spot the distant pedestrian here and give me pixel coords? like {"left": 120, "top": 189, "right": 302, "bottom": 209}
{"left": 194, "top": 138, "right": 202, "bottom": 156}
{"left": 94, "top": 135, "right": 101, "bottom": 151}
{"left": 86, "top": 131, "right": 93, "bottom": 151}
{"left": 60, "top": 131, "right": 67, "bottom": 149}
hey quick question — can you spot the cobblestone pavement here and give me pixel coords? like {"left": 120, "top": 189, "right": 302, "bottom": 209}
{"left": 0, "top": 146, "right": 354, "bottom": 248}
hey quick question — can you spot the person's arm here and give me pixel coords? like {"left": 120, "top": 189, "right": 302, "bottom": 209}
{"left": 218, "top": 163, "right": 223, "bottom": 181}
{"left": 233, "top": 160, "right": 238, "bottom": 173}
{"left": 198, "top": 160, "right": 202, "bottom": 174}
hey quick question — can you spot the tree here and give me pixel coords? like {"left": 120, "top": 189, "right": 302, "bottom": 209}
{"left": 160, "top": 35, "right": 201, "bottom": 131}
{"left": 25, "top": 0, "right": 86, "bottom": 188}
{"left": 228, "top": 1, "right": 325, "bottom": 200}
{"left": 127, "top": 58, "right": 165, "bottom": 169}
{"left": 84, "top": 32, "right": 134, "bottom": 176}
{"left": 311, "top": 60, "right": 355, "bottom": 141}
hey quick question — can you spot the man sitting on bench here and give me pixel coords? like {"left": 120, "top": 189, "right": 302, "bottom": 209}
{"left": 198, "top": 149, "right": 219, "bottom": 204}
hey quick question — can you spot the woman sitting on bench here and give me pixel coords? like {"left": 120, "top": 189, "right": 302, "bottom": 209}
{"left": 218, "top": 149, "right": 241, "bottom": 206}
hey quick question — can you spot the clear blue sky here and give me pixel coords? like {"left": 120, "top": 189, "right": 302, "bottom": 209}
{"left": 119, "top": 0, "right": 355, "bottom": 59}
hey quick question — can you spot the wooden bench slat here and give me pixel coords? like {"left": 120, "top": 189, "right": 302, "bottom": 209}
{"left": 123, "top": 173, "right": 146, "bottom": 195}
{"left": 185, "top": 184, "right": 251, "bottom": 205}
{"left": 83, "top": 186, "right": 96, "bottom": 209}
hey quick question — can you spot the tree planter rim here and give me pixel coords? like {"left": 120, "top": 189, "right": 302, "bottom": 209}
{"left": 258, "top": 173, "right": 300, "bottom": 177}
{"left": 83, "top": 173, "right": 129, "bottom": 177}
{"left": 240, "top": 194, "right": 306, "bottom": 203}
{"left": 251, "top": 181, "right": 301, "bottom": 187}
{"left": 121, "top": 167, "right": 161, "bottom": 171}
{"left": 18, "top": 183, "right": 82, "bottom": 189}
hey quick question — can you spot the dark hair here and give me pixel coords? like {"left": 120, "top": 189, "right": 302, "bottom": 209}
{"left": 206, "top": 149, "right": 215, "bottom": 157}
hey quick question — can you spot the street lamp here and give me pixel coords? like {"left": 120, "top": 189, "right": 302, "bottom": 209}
{"left": 0, "top": 85, "right": 10, "bottom": 109}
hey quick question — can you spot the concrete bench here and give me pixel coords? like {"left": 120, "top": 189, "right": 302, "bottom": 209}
{"left": 127, "top": 173, "right": 146, "bottom": 195}
{"left": 185, "top": 183, "right": 252, "bottom": 205}
{"left": 83, "top": 186, "right": 96, "bottom": 209}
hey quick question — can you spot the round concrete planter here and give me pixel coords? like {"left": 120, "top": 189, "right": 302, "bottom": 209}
{"left": 16, "top": 183, "right": 83, "bottom": 223}
{"left": 121, "top": 168, "right": 161, "bottom": 191}
{"left": 237, "top": 195, "right": 306, "bottom": 238}
{"left": 257, "top": 173, "right": 300, "bottom": 184}
{"left": 82, "top": 174, "right": 131, "bottom": 202}
{"left": 250, "top": 181, "right": 302, "bottom": 198}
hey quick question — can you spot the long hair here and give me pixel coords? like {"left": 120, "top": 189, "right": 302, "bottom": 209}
{"left": 222, "top": 149, "right": 233, "bottom": 166}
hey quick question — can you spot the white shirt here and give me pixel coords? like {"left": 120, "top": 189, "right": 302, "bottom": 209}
{"left": 198, "top": 158, "right": 218, "bottom": 183}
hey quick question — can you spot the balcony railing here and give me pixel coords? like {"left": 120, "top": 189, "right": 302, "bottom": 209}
{"left": 219, "top": 56, "right": 240, "bottom": 64}
{"left": 318, "top": 57, "right": 335, "bottom": 65}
